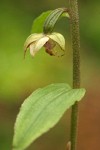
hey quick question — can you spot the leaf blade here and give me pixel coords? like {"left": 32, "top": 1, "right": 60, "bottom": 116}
{"left": 31, "top": 10, "right": 52, "bottom": 33}
{"left": 31, "top": 10, "right": 69, "bottom": 34}
{"left": 13, "top": 83, "right": 85, "bottom": 150}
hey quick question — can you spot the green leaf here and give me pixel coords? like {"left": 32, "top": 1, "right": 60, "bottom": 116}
{"left": 13, "top": 83, "right": 86, "bottom": 150}
{"left": 31, "top": 10, "right": 52, "bottom": 33}
{"left": 31, "top": 9, "right": 69, "bottom": 34}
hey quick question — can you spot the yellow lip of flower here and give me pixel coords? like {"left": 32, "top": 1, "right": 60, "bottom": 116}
{"left": 24, "top": 32, "right": 65, "bottom": 57}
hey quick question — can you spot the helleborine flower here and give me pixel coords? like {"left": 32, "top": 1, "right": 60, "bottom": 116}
{"left": 24, "top": 32, "right": 65, "bottom": 57}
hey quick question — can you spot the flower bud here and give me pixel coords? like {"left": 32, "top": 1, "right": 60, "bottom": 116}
{"left": 43, "top": 8, "right": 69, "bottom": 34}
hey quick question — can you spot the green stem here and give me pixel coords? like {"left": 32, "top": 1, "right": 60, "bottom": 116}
{"left": 69, "top": 0, "right": 80, "bottom": 150}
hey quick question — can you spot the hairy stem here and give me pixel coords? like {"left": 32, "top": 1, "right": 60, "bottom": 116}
{"left": 69, "top": 0, "right": 80, "bottom": 150}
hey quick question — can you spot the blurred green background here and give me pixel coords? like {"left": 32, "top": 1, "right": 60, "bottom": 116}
{"left": 0, "top": 0, "right": 100, "bottom": 150}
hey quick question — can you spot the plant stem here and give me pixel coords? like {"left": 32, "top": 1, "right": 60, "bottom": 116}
{"left": 69, "top": 0, "right": 80, "bottom": 150}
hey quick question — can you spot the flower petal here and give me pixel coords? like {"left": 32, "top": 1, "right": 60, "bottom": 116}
{"left": 24, "top": 33, "right": 43, "bottom": 56}
{"left": 30, "top": 36, "right": 49, "bottom": 57}
{"left": 30, "top": 43, "right": 36, "bottom": 57}
{"left": 48, "top": 32, "right": 65, "bottom": 50}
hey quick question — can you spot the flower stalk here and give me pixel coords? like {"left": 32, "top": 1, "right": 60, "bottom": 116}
{"left": 69, "top": 0, "right": 80, "bottom": 150}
